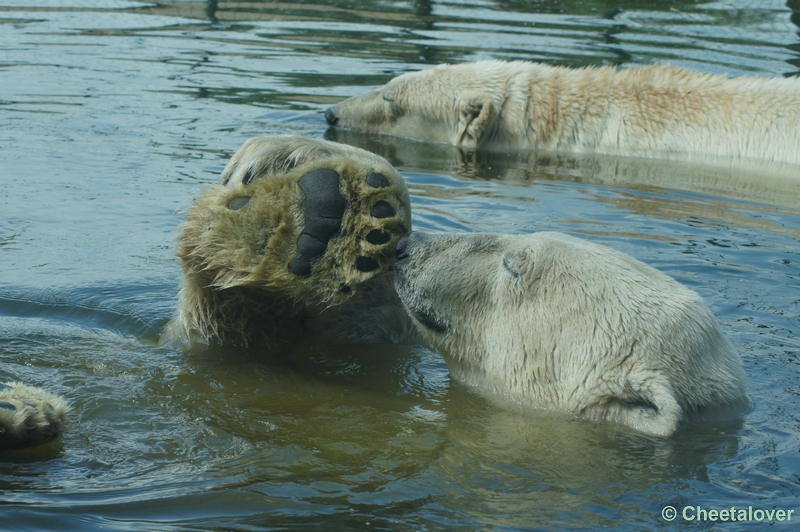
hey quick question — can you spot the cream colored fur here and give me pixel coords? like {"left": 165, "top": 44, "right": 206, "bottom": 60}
{"left": 0, "top": 382, "right": 69, "bottom": 449}
{"left": 327, "top": 60, "right": 800, "bottom": 165}
{"left": 393, "top": 231, "right": 750, "bottom": 437}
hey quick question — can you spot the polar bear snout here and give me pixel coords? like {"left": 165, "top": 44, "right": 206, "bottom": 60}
{"left": 393, "top": 232, "right": 451, "bottom": 335}
{"left": 324, "top": 107, "right": 338, "bottom": 126}
{"left": 393, "top": 231, "right": 440, "bottom": 268}
{"left": 395, "top": 232, "right": 410, "bottom": 261}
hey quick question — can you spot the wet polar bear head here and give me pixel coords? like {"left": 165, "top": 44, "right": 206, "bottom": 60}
{"left": 393, "top": 231, "right": 750, "bottom": 437}
{"left": 325, "top": 62, "right": 511, "bottom": 149}
{"left": 326, "top": 61, "right": 800, "bottom": 165}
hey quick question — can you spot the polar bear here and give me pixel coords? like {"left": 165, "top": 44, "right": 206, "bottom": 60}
{"left": 325, "top": 60, "right": 800, "bottom": 165}
{"left": 393, "top": 231, "right": 750, "bottom": 437}
{"left": 167, "top": 135, "right": 748, "bottom": 436}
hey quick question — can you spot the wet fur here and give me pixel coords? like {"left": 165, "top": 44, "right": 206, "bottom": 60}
{"left": 0, "top": 382, "right": 69, "bottom": 450}
{"left": 394, "top": 232, "right": 750, "bottom": 437}
{"left": 327, "top": 60, "right": 800, "bottom": 165}
{"left": 163, "top": 136, "right": 414, "bottom": 346}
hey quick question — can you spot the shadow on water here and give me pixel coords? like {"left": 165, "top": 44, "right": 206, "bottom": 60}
{"left": 788, "top": 0, "right": 800, "bottom": 74}
{"left": 2, "top": 323, "right": 747, "bottom": 527}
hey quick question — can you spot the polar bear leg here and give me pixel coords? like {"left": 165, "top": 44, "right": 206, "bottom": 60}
{"left": 170, "top": 136, "right": 412, "bottom": 345}
{"left": 0, "top": 382, "right": 69, "bottom": 450}
{"left": 593, "top": 380, "right": 682, "bottom": 437}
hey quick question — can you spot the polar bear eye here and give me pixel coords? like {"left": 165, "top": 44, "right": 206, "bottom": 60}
{"left": 382, "top": 94, "right": 403, "bottom": 118}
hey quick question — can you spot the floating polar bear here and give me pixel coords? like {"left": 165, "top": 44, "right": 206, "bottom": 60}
{"left": 164, "top": 135, "right": 747, "bottom": 437}
{"left": 325, "top": 60, "right": 800, "bottom": 165}
{"left": 393, "top": 231, "right": 750, "bottom": 437}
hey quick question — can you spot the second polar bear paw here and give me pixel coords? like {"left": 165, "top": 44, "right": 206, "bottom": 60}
{"left": 178, "top": 136, "right": 412, "bottom": 305}
{"left": 0, "top": 382, "right": 69, "bottom": 450}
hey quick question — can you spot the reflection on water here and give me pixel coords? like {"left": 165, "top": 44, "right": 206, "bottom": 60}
{"left": 326, "top": 128, "right": 800, "bottom": 215}
{"left": 1, "top": 0, "right": 799, "bottom": 530}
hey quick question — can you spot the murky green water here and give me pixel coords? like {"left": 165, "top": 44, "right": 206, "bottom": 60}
{"left": 1, "top": 0, "right": 799, "bottom": 530}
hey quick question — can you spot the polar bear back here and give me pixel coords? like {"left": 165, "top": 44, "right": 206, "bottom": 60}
{"left": 328, "top": 60, "right": 800, "bottom": 165}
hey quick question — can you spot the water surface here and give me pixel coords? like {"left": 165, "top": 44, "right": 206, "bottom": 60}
{"left": 1, "top": 0, "right": 799, "bottom": 530}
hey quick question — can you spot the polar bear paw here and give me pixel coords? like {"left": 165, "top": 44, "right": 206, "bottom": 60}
{"left": 287, "top": 165, "right": 407, "bottom": 282}
{"left": 179, "top": 136, "right": 412, "bottom": 305}
{"left": 0, "top": 382, "right": 69, "bottom": 450}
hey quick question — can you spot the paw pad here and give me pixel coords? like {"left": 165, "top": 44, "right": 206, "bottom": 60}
{"left": 366, "top": 171, "right": 390, "bottom": 188}
{"left": 367, "top": 230, "right": 391, "bottom": 245}
{"left": 289, "top": 165, "right": 409, "bottom": 280}
{"left": 227, "top": 196, "right": 251, "bottom": 210}
{"left": 277, "top": 159, "right": 410, "bottom": 297}
{"left": 288, "top": 168, "right": 347, "bottom": 277}
{"left": 370, "top": 201, "right": 395, "bottom": 218}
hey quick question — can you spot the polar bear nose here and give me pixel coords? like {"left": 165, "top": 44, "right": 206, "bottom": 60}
{"left": 395, "top": 232, "right": 411, "bottom": 261}
{"left": 324, "top": 107, "right": 339, "bottom": 126}
{"left": 396, "top": 232, "right": 431, "bottom": 261}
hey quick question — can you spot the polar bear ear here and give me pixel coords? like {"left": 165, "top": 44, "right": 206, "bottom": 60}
{"left": 456, "top": 94, "right": 496, "bottom": 149}
{"left": 501, "top": 248, "right": 537, "bottom": 284}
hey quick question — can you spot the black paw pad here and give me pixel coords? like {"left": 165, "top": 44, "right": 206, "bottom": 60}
{"left": 289, "top": 257, "right": 312, "bottom": 276}
{"left": 288, "top": 169, "right": 347, "bottom": 277}
{"left": 355, "top": 256, "right": 380, "bottom": 272}
{"left": 228, "top": 197, "right": 251, "bottom": 210}
{"left": 297, "top": 233, "right": 328, "bottom": 258}
{"left": 299, "top": 169, "right": 347, "bottom": 219}
{"left": 370, "top": 201, "right": 395, "bottom": 219}
{"left": 367, "top": 230, "right": 391, "bottom": 245}
{"left": 0, "top": 401, "right": 16, "bottom": 411}
{"left": 366, "top": 171, "right": 390, "bottom": 188}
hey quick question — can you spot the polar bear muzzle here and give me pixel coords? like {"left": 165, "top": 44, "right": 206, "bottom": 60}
{"left": 394, "top": 232, "right": 450, "bottom": 335}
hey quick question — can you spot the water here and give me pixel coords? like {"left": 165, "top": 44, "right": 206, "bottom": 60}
{"left": 1, "top": 0, "right": 799, "bottom": 529}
